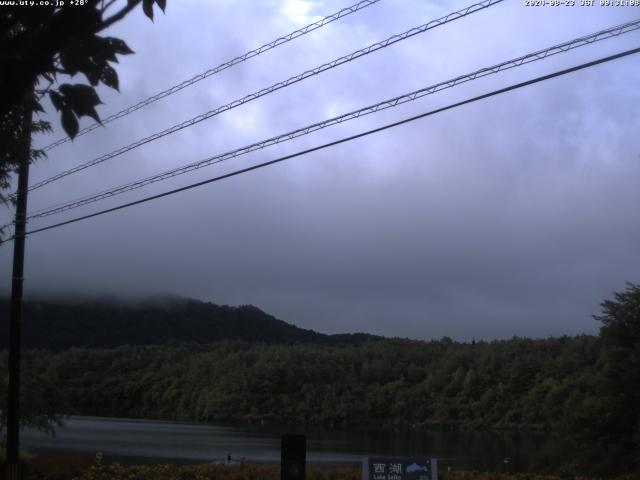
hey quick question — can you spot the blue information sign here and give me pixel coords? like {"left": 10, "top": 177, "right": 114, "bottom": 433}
{"left": 363, "top": 457, "right": 437, "bottom": 480}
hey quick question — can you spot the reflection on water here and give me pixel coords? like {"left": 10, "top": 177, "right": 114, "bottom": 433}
{"left": 22, "top": 416, "right": 566, "bottom": 472}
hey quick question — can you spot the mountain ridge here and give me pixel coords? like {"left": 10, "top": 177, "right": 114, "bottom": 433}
{"left": 0, "top": 296, "right": 382, "bottom": 350}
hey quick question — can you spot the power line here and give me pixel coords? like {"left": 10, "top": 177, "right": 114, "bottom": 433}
{"left": 24, "top": 18, "right": 640, "bottom": 221}
{"left": 26, "top": 0, "right": 503, "bottom": 194}
{"left": 15, "top": 46, "right": 639, "bottom": 240}
{"left": 40, "top": 0, "right": 384, "bottom": 152}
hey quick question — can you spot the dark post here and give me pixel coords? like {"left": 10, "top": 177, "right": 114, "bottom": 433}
{"left": 281, "top": 434, "right": 306, "bottom": 480}
{"left": 6, "top": 107, "right": 32, "bottom": 480}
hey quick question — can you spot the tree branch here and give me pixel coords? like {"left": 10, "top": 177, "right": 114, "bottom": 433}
{"left": 100, "top": 0, "right": 118, "bottom": 15}
{"left": 35, "top": 78, "right": 55, "bottom": 100}
{"left": 98, "top": 0, "right": 142, "bottom": 32}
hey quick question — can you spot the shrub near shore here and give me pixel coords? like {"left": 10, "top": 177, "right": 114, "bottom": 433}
{"left": 17, "top": 456, "right": 640, "bottom": 480}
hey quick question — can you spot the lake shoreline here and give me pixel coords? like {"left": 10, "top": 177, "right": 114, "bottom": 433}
{"left": 23, "top": 447, "right": 362, "bottom": 467}
{"left": 55, "top": 412, "right": 554, "bottom": 434}
{"left": 20, "top": 415, "right": 574, "bottom": 474}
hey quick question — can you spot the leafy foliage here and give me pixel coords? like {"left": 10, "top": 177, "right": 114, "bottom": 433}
{"left": 22, "top": 461, "right": 350, "bottom": 480}
{"left": 591, "top": 283, "right": 640, "bottom": 470}
{"left": 0, "top": 0, "right": 168, "bottom": 439}
{"left": 1, "top": 285, "right": 639, "bottom": 474}
{"left": 0, "top": 0, "right": 166, "bottom": 214}
{"left": 0, "top": 351, "right": 67, "bottom": 442}
{"left": 20, "top": 334, "right": 630, "bottom": 475}
{"left": 12, "top": 455, "right": 640, "bottom": 480}
{"left": 1, "top": 337, "right": 602, "bottom": 431}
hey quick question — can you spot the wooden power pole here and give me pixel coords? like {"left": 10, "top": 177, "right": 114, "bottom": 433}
{"left": 6, "top": 103, "right": 32, "bottom": 480}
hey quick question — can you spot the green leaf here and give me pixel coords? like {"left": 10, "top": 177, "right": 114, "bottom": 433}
{"left": 58, "top": 50, "right": 80, "bottom": 76}
{"left": 143, "top": 0, "right": 154, "bottom": 20}
{"left": 29, "top": 96, "right": 45, "bottom": 114}
{"left": 155, "top": 0, "right": 166, "bottom": 12}
{"left": 83, "top": 62, "right": 101, "bottom": 86}
{"left": 106, "top": 37, "right": 134, "bottom": 55}
{"left": 84, "top": 106, "right": 101, "bottom": 124}
{"left": 100, "top": 65, "right": 119, "bottom": 91}
{"left": 90, "top": 36, "right": 118, "bottom": 63}
{"left": 59, "top": 84, "right": 103, "bottom": 122}
{"left": 59, "top": 83, "right": 102, "bottom": 108}
{"left": 49, "top": 91, "right": 65, "bottom": 111}
{"left": 32, "top": 120, "right": 52, "bottom": 135}
{"left": 59, "top": 41, "right": 90, "bottom": 77}
{"left": 30, "top": 148, "right": 47, "bottom": 162}
{"left": 61, "top": 108, "right": 79, "bottom": 138}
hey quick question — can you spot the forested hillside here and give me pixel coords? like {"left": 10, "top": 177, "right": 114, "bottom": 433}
{"left": 0, "top": 297, "right": 380, "bottom": 350}
{"left": 1, "top": 284, "right": 638, "bottom": 473}
{"left": 1, "top": 337, "right": 600, "bottom": 430}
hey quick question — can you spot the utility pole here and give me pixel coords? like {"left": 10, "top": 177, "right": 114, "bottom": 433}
{"left": 6, "top": 103, "right": 32, "bottom": 480}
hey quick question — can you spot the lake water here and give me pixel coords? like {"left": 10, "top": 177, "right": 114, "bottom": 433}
{"left": 22, "top": 416, "right": 564, "bottom": 472}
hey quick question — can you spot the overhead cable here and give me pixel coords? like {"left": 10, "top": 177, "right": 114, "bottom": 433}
{"left": 41, "top": 0, "right": 384, "bottom": 152}
{"left": 26, "top": 0, "right": 504, "bottom": 194}
{"left": 24, "top": 18, "right": 640, "bottom": 221}
{"left": 13, "top": 46, "right": 640, "bottom": 240}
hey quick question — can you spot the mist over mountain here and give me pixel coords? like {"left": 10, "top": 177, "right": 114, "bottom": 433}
{"left": 0, "top": 296, "right": 381, "bottom": 350}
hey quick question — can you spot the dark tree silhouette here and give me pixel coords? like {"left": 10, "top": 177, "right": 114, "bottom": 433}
{"left": 0, "top": 0, "right": 166, "bottom": 223}
{"left": 0, "top": 0, "right": 167, "bottom": 437}
{"left": 593, "top": 282, "right": 640, "bottom": 468}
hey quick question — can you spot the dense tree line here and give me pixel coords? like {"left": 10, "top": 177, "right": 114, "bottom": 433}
{"left": 0, "top": 335, "right": 630, "bottom": 474}
{"left": 1, "top": 284, "right": 638, "bottom": 474}
{"left": 2, "top": 336, "right": 601, "bottom": 430}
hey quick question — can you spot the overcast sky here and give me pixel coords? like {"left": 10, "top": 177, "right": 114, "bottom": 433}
{"left": 1, "top": 0, "right": 639, "bottom": 340}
